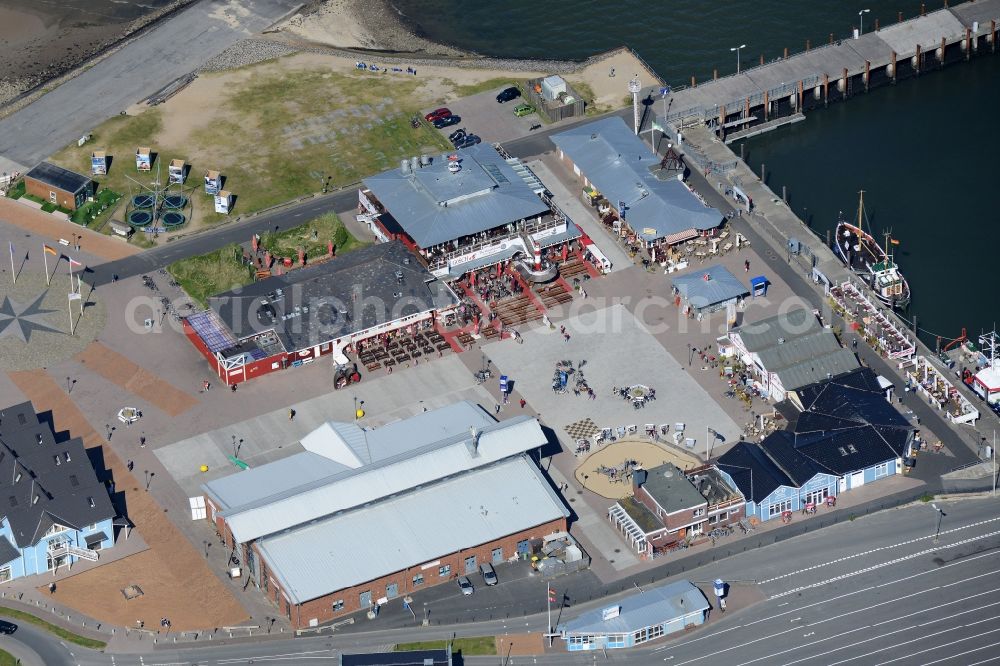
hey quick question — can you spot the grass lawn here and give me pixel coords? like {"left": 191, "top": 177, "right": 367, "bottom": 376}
{"left": 0, "top": 607, "right": 107, "bottom": 650}
{"left": 259, "top": 213, "right": 367, "bottom": 262}
{"left": 169, "top": 214, "right": 365, "bottom": 306}
{"left": 0, "top": 648, "right": 16, "bottom": 666}
{"left": 395, "top": 637, "right": 496, "bottom": 656}
{"left": 71, "top": 188, "right": 122, "bottom": 226}
{"left": 5, "top": 180, "right": 24, "bottom": 199}
{"left": 167, "top": 244, "right": 255, "bottom": 307}
{"left": 452, "top": 77, "right": 520, "bottom": 97}
{"left": 48, "top": 56, "right": 453, "bottom": 241}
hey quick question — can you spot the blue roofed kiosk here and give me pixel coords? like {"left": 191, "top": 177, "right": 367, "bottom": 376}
{"left": 560, "top": 580, "right": 710, "bottom": 651}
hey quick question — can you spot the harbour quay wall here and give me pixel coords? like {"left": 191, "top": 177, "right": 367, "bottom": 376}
{"left": 660, "top": 0, "right": 1000, "bottom": 135}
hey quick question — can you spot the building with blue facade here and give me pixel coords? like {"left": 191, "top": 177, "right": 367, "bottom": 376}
{"left": 0, "top": 402, "right": 116, "bottom": 582}
{"left": 560, "top": 580, "right": 710, "bottom": 651}
{"left": 717, "top": 369, "right": 914, "bottom": 521}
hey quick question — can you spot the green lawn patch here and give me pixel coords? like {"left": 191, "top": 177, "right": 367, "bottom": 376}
{"left": 259, "top": 213, "right": 367, "bottom": 262}
{"left": 23, "top": 193, "right": 46, "bottom": 206}
{"left": 5, "top": 180, "right": 25, "bottom": 199}
{"left": 0, "top": 607, "right": 106, "bottom": 650}
{"left": 453, "top": 77, "right": 520, "bottom": 98}
{"left": 0, "top": 648, "right": 16, "bottom": 666}
{"left": 395, "top": 637, "right": 496, "bottom": 656}
{"left": 71, "top": 188, "right": 122, "bottom": 226}
{"left": 167, "top": 244, "right": 255, "bottom": 307}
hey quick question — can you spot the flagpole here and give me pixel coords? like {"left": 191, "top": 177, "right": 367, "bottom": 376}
{"left": 68, "top": 293, "right": 74, "bottom": 335}
{"left": 8, "top": 242, "right": 14, "bottom": 286}
{"left": 43, "top": 246, "right": 50, "bottom": 286}
{"left": 547, "top": 583, "right": 551, "bottom": 638}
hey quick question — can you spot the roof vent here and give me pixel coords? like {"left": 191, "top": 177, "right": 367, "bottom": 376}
{"left": 590, "top": 133, "right": 597, "bottom": 140}
{"left": 664, "top": 468, "right": 674, "bottom": 478}
{"left": 777, "top": 337, "right": 785, "bottom": 344}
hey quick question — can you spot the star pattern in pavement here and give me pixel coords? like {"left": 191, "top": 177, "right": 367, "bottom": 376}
{"left": 0, "top": 293, "right": 64, "bottom": 343}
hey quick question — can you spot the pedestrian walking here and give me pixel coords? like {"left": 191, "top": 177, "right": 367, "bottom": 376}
{"left": 202, "top": 380, "right": 210, "bottom": 392}
{"left": 519, "top": 398, "right": 526, "bottom": 409}
{"left": 744, "top": 259, "right": 750, "bottom": 273}
{"left": 852, "top": 339, "right": 858, "bottom": 350}
{"left": 139, "top": 435, "right": 146, "bottom": 448}
{"left": 127, "top": 460, "right": 134, "bottom": 471}
{"left": 231, "top": 384, "right": 237, "bottom": 393}
{"left": 288, "top": 409, "right": 296, "bottom": 420}
{"left": 495, "top": 404, "right": 501, "bottom": 415}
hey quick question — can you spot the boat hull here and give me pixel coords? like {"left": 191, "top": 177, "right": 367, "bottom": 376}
{"left": 834, "top": 221, "right": 910, "bottom": 308}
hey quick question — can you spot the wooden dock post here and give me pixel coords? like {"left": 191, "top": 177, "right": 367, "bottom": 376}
{"left": 920, "top": 3, "right": 925, "bottom": 17}
{"left": 740, "top": 143, "right": 745, "bottom": 162}
{"left": 763, "top": 90, "right": 769, "bottom": 121}
{"left": 842, "top": 67, "right": 849, "bottom": 98}
{"left": 898, "top": 11, "right": 903, "bottom": 23}
{"left": 713, "top": 68, "right": 718, "bottom": 80}
{"left": 784, "top": 47, "right": 789, "bottom": 60}
{"left": 965, "top": 28, "right": 972, "bottom": 60}
{"left": 782, "top": 185, "right": 787, "bottom": 203}
{"left": 939, "top": 36, "right": 946, "bottom": 66}
{"left": 745, "top": 98, "right": 751, "bottom": 128}
{"left": 719, "top": 105, "right": 725, "bottom": 129}
{"left": 761, "top": 163, "right": 766, "bottom": 183}
{"left": 759, "top": 53, "right": 765, "bottom": 66}
{"left": 691, "top": 75, "right": 696, "bottom": 88}
{"left": 823, "top": 73, "right": 830, "bottom": 107}
{"left": 829, "top": 33, "right": 834, "bottom": 45}
{"left": 875, "top": 18, "right": 880, "bottom": 32}
{"left": 864, "top": 60, "right": 871, "bottom": 91}
{"left": 806, "top": 39, "right": 811, "bottom": 51}
{"left": 993, "top": 20, "right": 998, "bottom": 53}
{"left": 891, "top": 51, "right": 897, "bottom": 83}
{"left": 915, "top": 44, "right": 922, "bottom": 75}
{"left": 798, "top": 80, "right": 804, "bottom": 113}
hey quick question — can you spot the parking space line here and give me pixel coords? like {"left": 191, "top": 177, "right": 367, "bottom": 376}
{"left": 874, "top": 626, "right": 1000, "bottom": 665}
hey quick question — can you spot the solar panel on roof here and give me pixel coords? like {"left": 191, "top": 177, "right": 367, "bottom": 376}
{"left": 482, "top": 163, "right": 509, "bottom": 184}
{"left": 187, "top": 311, "right": 238, "bottom": 353}
{"left": 248, "top": 348, "right": 268, "bottom": 361}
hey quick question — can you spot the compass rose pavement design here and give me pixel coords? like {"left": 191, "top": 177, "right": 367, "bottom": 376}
{"left": 0, "top": 293, "right": 63, "bottom": 342}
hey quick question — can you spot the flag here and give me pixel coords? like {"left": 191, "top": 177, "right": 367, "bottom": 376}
{"left": 68, "top": 292, "right": 82, "bottom": 301}
{"left": 67, "top": 257, "right": 83, "bottom": 267}
{"left": 43, "top": 244, "right": 58, "bottom": 256}
{"left": 548, "top": 587, "right": 557, "bottom": 602}
{"left": 890, "top": 239, "right": 900, "bottom": 246}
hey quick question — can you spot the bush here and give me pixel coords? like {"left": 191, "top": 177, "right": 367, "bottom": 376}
{"left": 333, "top": 222, "right": 349, "bottom": 248}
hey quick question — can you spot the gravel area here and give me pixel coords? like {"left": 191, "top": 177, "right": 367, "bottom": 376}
{"left": 200, "top": 38, "right": 300, "bottom": 72}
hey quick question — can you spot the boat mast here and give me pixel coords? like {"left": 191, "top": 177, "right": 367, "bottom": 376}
{"left": 857, "top": 190, "right": 865, "bottom": 230}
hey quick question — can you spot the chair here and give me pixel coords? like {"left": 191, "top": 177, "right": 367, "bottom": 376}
{"left": 685, "top": 437, "right": 696, "bottom": 450}
{"left": 602, "top": 427, "right": 614, "bottom": 441}
{"left": 673, "top": 431, "right": 684, "bottom": 445}
{"left": 617, "top": 426, "right": 627, "bottom": 439}
{"left": 675, "top": 422, "right": 686, "bottom": 434}
{"left": 626, "top": 424, "right": 638, "bottom": 435}
{"left": 660, "top": 424, "right": 670, "bottom": 436}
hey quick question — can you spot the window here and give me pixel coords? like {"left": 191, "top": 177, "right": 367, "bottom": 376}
{"left": 633, "top": 628, "right": 649, "bottom": 644}
{"left": 692, "top": 508, "right": 705, "bottom": 517}
{"left": 332, "top": 600, "right": 344, "bottom": 612}
{"left": 49, "top": 191, "right": 57, "bottom": 203}
{"left": 438, "top": 564, "right": 451, "bottom": 577}
{"left": 805, "top": 488, "right": 829, "bottom": 505}
{"left": 84, "top": 523, "right": 97, "bottom": 531}
{"left": 649, "top": 624, "right": 665, "bottom": 640}
{"left": 412, "top": 574, "right": 424, "bottom": 587}
{"left": 847, "top": 444, "right": 858, "bottom": 454}
{"left": 45, "top": 524, "right": 68, "bottom": 536}
{"left": 874, "top": 462, "right": 890, "bottom": 478}
{"left": 768, "top": 500, "right": 792, "bottom": 518}
{"left": 0, "top": 567, "right": 9, "bottom": 583}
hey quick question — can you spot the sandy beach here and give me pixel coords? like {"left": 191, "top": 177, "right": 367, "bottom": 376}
{"left": 0, "top": 0, "right": 191, "bottom": 107}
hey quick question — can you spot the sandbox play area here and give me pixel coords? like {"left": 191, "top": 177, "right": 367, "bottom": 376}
{"left": 574, "top": 439, "right": 701, "bottom": 499}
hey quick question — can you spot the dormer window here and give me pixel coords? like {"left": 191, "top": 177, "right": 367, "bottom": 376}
{"left": 54, "top": 456, "right": 61, "bottom": 465}
{"left": 36, "top": 434, "right": 42, "bottom": 445}
{"left": 63, "top": 452, "right": 71, "bottom": 462}
{"left": 88, "top": 497, "right": 95, "bottom": 508}
{"left": 13, "top": 472, "right": 21, "bottom": 483}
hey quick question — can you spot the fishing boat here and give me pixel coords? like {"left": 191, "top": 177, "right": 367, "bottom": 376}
{"left": 833, "top": 191, "right": 910, "bottom": 309}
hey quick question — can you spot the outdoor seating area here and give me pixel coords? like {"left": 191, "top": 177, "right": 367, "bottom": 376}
{"left": 535, "top": 282, "right": 574, "bottom": 309}
{"left": 353, "top": 321, "right": 450, "bottom": 371}
{"left": 898, "top": 356, "right": 980, "bottom": 425}
{"left": 831, "top": 281, "right": 916, "bottom": 360}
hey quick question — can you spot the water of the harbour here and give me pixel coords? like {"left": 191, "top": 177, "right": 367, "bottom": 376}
{"left": 397, "top": 0, "right": 1000, "bottom": 344}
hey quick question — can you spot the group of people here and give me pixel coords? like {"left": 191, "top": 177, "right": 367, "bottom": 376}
{"left": 354, "top": 61, "right": 417, "bottom": 76}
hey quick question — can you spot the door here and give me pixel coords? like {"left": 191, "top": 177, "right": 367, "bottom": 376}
{"left": 849, "top": 471, "right": 865, "bottom": 489}
{"left": 464, "top": 555, "right": 477, "bottom": 573}
{"left": 359, "top": 590, "right": 372, "bottom": 609}
{"left": 838, "top": 476, "right": 847, "bottom": 493}
{"left": 517, "top": 539, "right": 531, "bottom": 556}
{"left": 385, "top": 583, "right": 399, "bottom": 599}
{"left": 492, "top": 547, "right": 504, "bottom": 564}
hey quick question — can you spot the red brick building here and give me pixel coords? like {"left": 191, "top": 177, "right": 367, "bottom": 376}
{"left": 24, "top": 162, "right": 93, "bottom": 211}
{"left": 202, "top": 402, "right": 568, "bottom": 628}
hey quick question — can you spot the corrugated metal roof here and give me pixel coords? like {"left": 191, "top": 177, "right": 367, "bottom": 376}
{"left": 735, "top": 308, "right": 821, "bottom": 352}
{"left": 551, "top": 117, "right": 722, "bottom": 241}
{"left": 209, "top": 405, "right": 547, "bottom": 544}
{"left": 257, "top": 455, "right": 568, "bottom": 604}
{"left": 773, "top": 348, "right": 861, "bottom": 392}
{"left": 203, "top": 452, "right": 348, "bottom": 511}
{"left": 562, "top": 580, "right": 709, "bottom": 635}
{"left": 671, "top": 265, "right": 749, "bottom": 311}
{"left": 362, "top": 145, "right": 549, "bottom": 248}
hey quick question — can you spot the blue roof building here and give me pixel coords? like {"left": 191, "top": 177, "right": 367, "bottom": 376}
{"left": 552, "top": 116, "right": 723, "bottom": 246}
{"left": 560, "top": 580, "right": 710, "bottom": 650}
{"left": 671, "top": 265, "right": 749, "bottom": 313}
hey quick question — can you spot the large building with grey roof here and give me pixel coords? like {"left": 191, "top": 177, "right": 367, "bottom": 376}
{"left": 360, "top": 144, "right": 581, "bottom": 279}
{"left": 0, "top": 402, "right": 116, "bottom": 582}
{"left": 728, "top": 308, "right": 860, "bottom": 401}
{"left": 183, "top": 241, "right": 459, "bottom": 385}
{"left": 551, "top": 116, "right": 723, "bottom": 248}
{"left": 202, "top": 402, "right": 569, "bottom": 628}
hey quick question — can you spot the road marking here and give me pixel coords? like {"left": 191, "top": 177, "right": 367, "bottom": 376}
{"left": 874, "top": 626, "right": 1000, "bottom": 665}
{"left": 880, "top": 593, "right": 1000, "bottom": 627}
{"left": 216, "top": 649, "right": 335, "bottom": 663}
{"left": 668, "top": 552, "right": 1000, "bottom": 651}
{"left": 672, "top": 625, "right": 875, "bottom": 666}
{"left": 761, "top": 516, "right": 1000, "bottom": 585}
{"left": 968, "top": 653, "right": 1000, "bottom": 666}
{"left": 769, "top": 530, "right": 1000, "bottom": 598}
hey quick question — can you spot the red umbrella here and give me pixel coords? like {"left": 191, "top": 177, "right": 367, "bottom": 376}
{"left": 561, "top": 244, "right": 568, "bottom": 262}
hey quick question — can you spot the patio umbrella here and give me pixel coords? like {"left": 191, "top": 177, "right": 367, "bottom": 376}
{"left": 561, "top": 244, "right": 568, "bottom": 262}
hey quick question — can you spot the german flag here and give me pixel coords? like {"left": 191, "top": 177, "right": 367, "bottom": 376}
{"left": 43, "top": 244, "right": 58, "bottom": 256}
{"left": 890, "top": 239, "right": 900, "bottom": 246}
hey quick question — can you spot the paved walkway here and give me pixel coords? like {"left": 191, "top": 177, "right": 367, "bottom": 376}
{"left": 76, "top": 342, "right": 198, "bottom": 416}
{"left": 0, "top": 199, "right": 139, "bottom": 262}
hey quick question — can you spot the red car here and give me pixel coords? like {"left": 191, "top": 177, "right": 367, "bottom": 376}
{"left": 424, "top": 107, "right": 452, "bottom": 122}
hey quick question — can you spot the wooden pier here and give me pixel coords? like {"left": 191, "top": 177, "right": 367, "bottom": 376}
{"left": 657, "top": 0, "right": 1000, "bottom": 133}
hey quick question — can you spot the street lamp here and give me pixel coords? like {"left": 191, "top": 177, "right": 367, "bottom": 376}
{"left": 931, "top": 503, "right": 945, "bottom": 542}
{"left": 730, "top": 44, "right": 747, "bottom": 74}
{"left": 858, "top": 8, "right": 871, "bottom": 36}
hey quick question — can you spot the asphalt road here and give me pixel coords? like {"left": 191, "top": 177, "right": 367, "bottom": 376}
{"left": 0, "top": 0, "right": 299, "bottom": 175}
{"left": 38, "top": 496, "right": 1000, "bottom": 665}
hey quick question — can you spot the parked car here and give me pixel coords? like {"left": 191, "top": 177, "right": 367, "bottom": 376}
{"left": 513, "top": 103, "right": 536, "bottom": 117}
{"left": 480, "top": 562, "right": 498, "bottom": 586}
{"left": 448, "top": 128, "right": 467, "bottom": 143}
{"left": 458, "top": 576, "right": 475, "bottom": 595}
{"left": 433, "top": 115, "right": 461, "bottom": 129}
{"left": 424, "top": 107, "right": 451, "bottom": 122}
{"left": 455, "top": 134, "right": 482, "bottom": 149}
{"left": 496, "top": 86, "right": 521, "bottom": 103}
{"left": 0, "top": 620, "right": 16, "bottom": 634}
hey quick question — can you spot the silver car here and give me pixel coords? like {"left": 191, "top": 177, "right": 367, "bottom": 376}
{"left": 480, "top": 563, "right": 498, "bottom": 586}
{"left": 458, "top": 576, "right": 474, "bottom": 596}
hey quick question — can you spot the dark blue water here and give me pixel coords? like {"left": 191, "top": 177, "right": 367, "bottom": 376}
{"left": 396, "top": 0, "right": 1000, "bottom": 343}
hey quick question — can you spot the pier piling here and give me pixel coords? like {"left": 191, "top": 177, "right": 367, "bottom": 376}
{"left": 761, "top": 162, "right": 766, "bottom": 183}
{"left": 920, "top": 3, "right": 926, "bottom": 17}
{"left": 713, "top": 68, "right": 718, "bottom": 80}
{"left": 782, "top": 185, "right": 787, "bottom": 203}
{"left": 915, "top": 44, "right": 922, "bottom": 74}
{"left": 898, "top": 11, "right": 903, "bottom": 23}
{"left": 784, "top": 47, "right": 789, "bottom": 59}
{"left": 864, "top": 60, "right": 871, "bottom": 91}
{"left": 806, "top": 39, "right": 811, "bottom": 51}
{"left": 891, "top": 51, "right": 897, "bottom": 83}
{"left": 875, "top": 18, "right": 880, "bottom": 32}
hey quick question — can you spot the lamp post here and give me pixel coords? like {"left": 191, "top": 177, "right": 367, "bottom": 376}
{"left": 730, "top": 44, "right": 747, "bottom": 74}
{"left": 931, "top": 503, "right": 945, "bottom": 543}
{"left": 858, "top": 8, "right": 871, "bottom": 36}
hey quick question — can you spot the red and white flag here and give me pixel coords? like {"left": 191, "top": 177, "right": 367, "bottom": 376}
{"left": 67, "top": 256, "right": 83, "bottom": 268}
